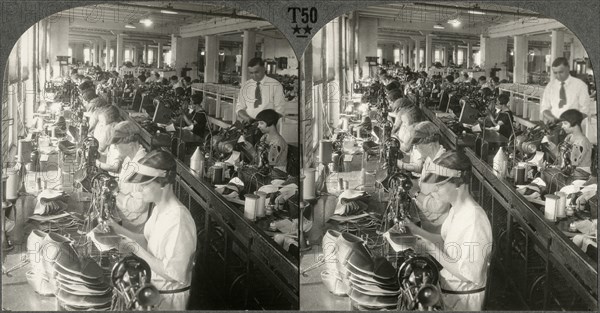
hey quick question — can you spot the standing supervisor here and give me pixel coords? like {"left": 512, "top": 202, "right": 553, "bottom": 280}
{"left": 541, "top": 57, "right": 592, "bottom": 121}
{"left": 236, "top": 57, "right": 286, "bottom": 122}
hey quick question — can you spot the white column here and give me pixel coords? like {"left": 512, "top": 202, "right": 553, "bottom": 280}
{"left": 414, "top": 38, "right": 421, "bottom": 70}
{"left": 550, "top": 29, "right": 565, "bottom": 65}
{"left": 143, "top": 43, "right": 148, "bottom": 64}
{"left": 116, "top": 33, "right": 124, "bottom": 68}
{"left": 402, "top": 41, "right": 409, "bottom": 66}
{"left": 204, "top": 35, "right": 219, "bottom": 83}
{"left": 425, "top": 34, "right": 432, "bottom": 69}
{"left": 454, "top": 44, "right": 459, "bottom": 64}
{"left": 170, "top": 34, "right": 178, "bottom": 68}
{"left": 157, "top": 42, "right": 163, "bottom": 68}
{"left": 442, "top": 46, "right": 447, "bottom": 66}
{"left": 241, "top": 29, "right": 256, "bottom": 84}
{"left": 104, "top": 37, "right": 112, "bottom": 70}
{"left": 467, "top": 42, "right": 473, "bottom": 68}
{"left": 479, "top": 35, "right": 488, "bottom": 69}
{"left": 513, "top": 35, "right": 529, "bottom": 84}
{"left": 408, "top": 41, "right": 414, "bottom": 69}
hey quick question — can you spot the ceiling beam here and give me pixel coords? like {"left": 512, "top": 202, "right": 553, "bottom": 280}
{"left": 411, "top": 2, "right": 542, "bottom": 18}
{"left": 486, "top": 18, "right": 566, "bottom": 38}
{"left": 116, "top": 3, "right": 264, "bottom": 21}
{"left": 180, "top": 18, "right": 271, "bottom": 38}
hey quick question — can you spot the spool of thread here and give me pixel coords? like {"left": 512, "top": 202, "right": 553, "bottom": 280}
{"left": 515, "top": 165, "right": 526, "bottom": 185}
{"left": 244, "top": 194, "right": 258, "bottom": 221}
{"left": 221, "top": 163, "right": 229, "bottom": 181}
{"left": 17, "top": 139, "right": 33, "bottom": 163}
{"left": 544, "top": 194, "right": 559, "bottom": 222}
{"left": 555, "top": 191, "right": 567, "bottom": 218}
{"left": 319, "top": 140, "right": 333, "bottom": 164}
{"left": 211, "top": 166, "right": 224, "bottom": 185}
{"left": 332, "top": 153, "right": 341, "bottom": 172}
{"left": 341, "top": 118, "right": 349, "bottom": 131}
{"left": 303, "top": 168, "right": 316, "bottom": 200}
{"left": 5, "top": 169, "right": 19, "bottom": 201}
{"left": 255, "top": 191, "right": 267, "bottom": 218}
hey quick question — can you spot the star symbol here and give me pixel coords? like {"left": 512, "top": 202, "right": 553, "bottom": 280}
{"left": 303, "top": 25, "right": 312, "bottom": 35}
{"left": 292, "top": 24, "right": 301, "bottom": 34}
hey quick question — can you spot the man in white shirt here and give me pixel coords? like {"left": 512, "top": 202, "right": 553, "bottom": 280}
{"left": 541, "top": 57, "right": 592, "bottom": 121}
{"left": 236, "top": 57, "right": 285, "bottom": 121}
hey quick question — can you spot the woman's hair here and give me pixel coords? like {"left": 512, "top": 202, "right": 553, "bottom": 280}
{"left": 498, "top": 93, "right": 510, "bottom": 105}
{"left": 387, "top": 89, "right": 403, "bottom": 102}
{"left": 137, "top": 75, "right": 146, "bottom": 83}
{"left": 559, "top": 109, "right": 586, "bottom": 127}
{"left": 445, "top": 74, "right": 454, "bottom": 83}
{"left": 98, "top": 105, "right": 123, "bottom": 124}
{"left": 422, "top": 151, "right": 471, "bottom": 186}
{"left": 255, "top": 109, "right": 281, "bottom": 127}
{"left": 398, "top": 105, "right": 423, "bottom": 126}
{"left": 128, "top": 150, "right": 177, "bottom": 186}
{"left": 191, "top": 92, "right": 204, "bottom": 105}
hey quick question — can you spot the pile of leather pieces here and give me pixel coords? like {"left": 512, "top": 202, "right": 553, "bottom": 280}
{"left": 26, "top": 230, "right": 113, "bottom": 311}
{"left": 321, "top": 230, "right": 400, "bottom": 310}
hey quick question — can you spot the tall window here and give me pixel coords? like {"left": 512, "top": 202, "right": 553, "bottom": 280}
{"left": 68, "top": 47, "right": 72, "bottom": 58}
{"left": 458, "top": 49, "right": 464, "bottom": 65}
{"left": 394, "top": 48, "right": 400, "bottom": 64}
{"left": 474, "top": 51, "right": 481, "bottom": 66}
{"left": 435, "top": 50, "right": 440, "bottom": 62}
{"left": 377, "top": 48, "right": 382, "bottom": 64}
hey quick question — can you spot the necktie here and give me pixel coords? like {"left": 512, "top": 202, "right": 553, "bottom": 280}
{"left": 559, "top": 81, "right": 566, "bottom": 108}
{"left": 254, "top": 81, "right": 262, "bottom": 108}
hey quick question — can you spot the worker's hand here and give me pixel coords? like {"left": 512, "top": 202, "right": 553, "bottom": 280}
{"left": 118, "top": 236, "right": 139, "bottom": 255}
{"left": 107, "top": 218, "right": 125, "bottom": 236}
{"left": 543, "top": 110, "right": 558, "bottom": 123}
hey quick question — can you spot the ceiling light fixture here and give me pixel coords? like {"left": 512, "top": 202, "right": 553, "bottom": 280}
{"left": 160, "top": 9, "right": 178, "bottom": 14}
{"left": 201, "top": 51, "right": 205, "bottom": 56}
{"left": 125, "top": 24, "right": 136, "bottom": 29}
{"left": 447, "top": 19, "right": 461, "bottom": 27}
{"left": 468, "top": 10, "right": 486, "bottom": 15}
{"left": 433, "top": 24, "right": 445, "bottom": 29}
{"left": 140, "top": 18, "right": 153, "bottom": 27}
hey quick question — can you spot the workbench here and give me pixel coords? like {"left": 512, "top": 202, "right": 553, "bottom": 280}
{"left": 123, "top": 110, "right": 300, "bottom": 309}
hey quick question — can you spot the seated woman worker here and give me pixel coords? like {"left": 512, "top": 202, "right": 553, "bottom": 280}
{"left": 247, "top": 109, "right": 288, "bottom": 172}
{"left": 404, "top": 151, "right": 492, "bottom": 311}
{"left": 108, "top": 150, "right": 197, "bottom": 310}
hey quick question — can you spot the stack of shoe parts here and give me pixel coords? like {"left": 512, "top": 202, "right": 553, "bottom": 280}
{"left": 38, "top": 232, "right": 112, "bottom": 310}
{"left": 336, "top": 232, "right": 400, "bottom": 310}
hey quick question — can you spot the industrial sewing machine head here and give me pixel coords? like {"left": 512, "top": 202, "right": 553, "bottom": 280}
{"left": 111, "top": 255, "right": 160, "bottom": 310}
{"left": 396, "top": 251, "right": 443, "bottom": 311}
{"left": 90, "top": 172, "right": 119, "bottom": 230}
{"left": 255, "top": 139, "right": 272, "bottom": 175}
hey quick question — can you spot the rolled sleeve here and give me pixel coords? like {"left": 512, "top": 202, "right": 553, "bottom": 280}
{"left": 540, "top": 85, "right": 552, "bottom": 113}
{"left": 273, "top": 83, "right": 286, "bottom": 116}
